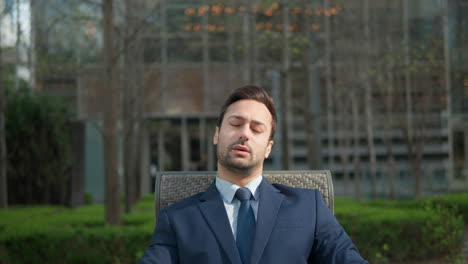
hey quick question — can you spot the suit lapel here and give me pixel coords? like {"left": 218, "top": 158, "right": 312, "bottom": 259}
{"left": 198, "top": 183, "right": 242, "bottom": 264}
{"left": 250, "top": 179, "right": 283, "bottom": 264}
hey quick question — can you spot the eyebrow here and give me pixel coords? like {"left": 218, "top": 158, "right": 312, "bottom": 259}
{"left": 227, "top": 115, "right": 267, "bottom": 128}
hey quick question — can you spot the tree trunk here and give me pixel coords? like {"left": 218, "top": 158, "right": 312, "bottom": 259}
{"left": 159, "top": 1, "right": 168, "bottom": 113}
{"left": 0, "top": 12, "right": 8, "bottom": 208}
{"left": 103, "top": 0, "right": 121, "bottom": 225}
{"left": 202, "top": 0, "right": 210, "bottom": 111}
{"left": 281, "top": 0, "right": 293, "bottom": 169}
{"left": 338, "top": 89, "right": 351, "bottom": 197}
{"left": 227, "top": 0, "right": 235, "bottom": 90}
{"left": 252, "top": 3, "right": 260, "bottom": 85}
{"left": 413, "top": 73, "right": 432, "bottom": 198}
{"left": 443, "top": 0, "right": 453, "bottom": 184}
{"left": 14, "top": 0, "right": 21, "bottom": 89}
{"left": 123, "top": 0, "right": 139, "bottom": 213}
{"left": 324, "top": 0, "right": 334, "bottom": 170}
{"left": 346, "top": 5, "right": 363, "bottom": 200}
{"left": 413, "top": 141, "right": 423, "bottom": 198}
{"left": 124, "top": 118, "right": 139, "bottom": 212}
{"left": 242, "top": 0, "right": 251, "bottom": 83}
{"left": 302, "top": 0, "right": 320, "bottom": 169}
{"left": 350, "top": 91, "right": 362, "bottom": 199}
{"left": 384, "top": 37, "right": 397, "bottom": 200}
{"left": 384, "top": 73, "right": 397, "bottom": 200}
{"left": 409, "top": 125, "right": 425, "bottom": 199}
{"left": 134, "top": 121, "right": 144, "bottom": 198}
{"left": 402, "top": 0, "right": 418, "bottom": 197}
{"left": 363, "top": 0, "right": 377, "bottom": 199}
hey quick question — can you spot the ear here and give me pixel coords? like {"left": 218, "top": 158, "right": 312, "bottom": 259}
{"left": 213, "top": 126, "right": 219, "bottom": 145}
{"left": 264, "top": 140, "right": 274, "bottom": 158}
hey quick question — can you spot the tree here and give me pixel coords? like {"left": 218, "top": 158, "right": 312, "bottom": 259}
{"left": 379, "top": 9, "right": 400, "bottom": 200}
{"left": 0, "top": 25, "right": 5, "bottom": 209}
{"left": 122, "top": 0, "right": 139, "bottom": 213}
{"left": 121, "top": 0, "right": 151, "bottom": 213}
{"left": 103, "top": 0, "right": 120, "bottom": 225}
{"left": 323, "top": 0, "right": 337, "bottom": 174}
{"left": 45, "top": 0, "right": 161, "bottom": 213}
{"left": 6, "top": 87, "right": 72, "bottom": 205}
{"left": 109, "top": 0, "right": 161, "bottom": 214}
{"left": 350, "top": 88, "right": 362, "bottom": 199}
{"left": 0, "top": 0, "right": 12, "bottom": 208}
{"left": 301, "top": 0, "right": 320, "bottom": 170}
{"left": 382, "top": 37, "right": 397, "bottom": 199}
{"left": 331, "top": 0, "right": 358, "bottom": 197}
{"left": 280, "top": 0, "right": 293, "bottom": 169}
{"left": 363, "top": 0, "right": 377, "bottom": 199}
{"left": 332, "top": 0, "right": 365, "bottom": 199}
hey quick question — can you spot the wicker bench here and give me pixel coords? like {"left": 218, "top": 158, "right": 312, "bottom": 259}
{"left": 154, "top": 170, "right": 334, "bottom": 217}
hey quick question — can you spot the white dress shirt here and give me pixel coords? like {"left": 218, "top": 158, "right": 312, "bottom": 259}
{"left": 215, "top": 175, "right": 262, "bottom": 239}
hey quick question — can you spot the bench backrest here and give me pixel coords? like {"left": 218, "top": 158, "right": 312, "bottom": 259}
{"left": 154, "top": 170, "right": 334, "bottom": 216}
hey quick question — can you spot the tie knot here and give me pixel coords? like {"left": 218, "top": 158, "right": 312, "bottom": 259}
{"left": 235, "top": 187, "right": 252, "bottom": 201}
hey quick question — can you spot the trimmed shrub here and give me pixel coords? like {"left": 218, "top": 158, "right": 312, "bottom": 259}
{"left": 336, "top": 197, "right": 465, "bottom": 263}
{"left": 425, "top": 192, "right": 468, "bottom": 223}
{"left": 421, "top": 201, "right": 464, "bottom": 263}
{"left": 0, "top": 201, "right": 154, "bottom": 263}
{"left": 0, "top": 194, "right": 466, "bottom": 263}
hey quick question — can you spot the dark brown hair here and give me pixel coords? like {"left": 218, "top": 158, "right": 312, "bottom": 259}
{"left": 217, "top": 85, "right": 277, "bottom": 139}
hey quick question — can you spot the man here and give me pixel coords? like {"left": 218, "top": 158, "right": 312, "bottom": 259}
{"left": 139, "top": 85, "right": 368, "bottom": 264}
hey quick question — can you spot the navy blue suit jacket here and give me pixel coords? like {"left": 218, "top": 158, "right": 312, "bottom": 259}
{"left": 139, "top": 178, "right": 368, "bottom": 264}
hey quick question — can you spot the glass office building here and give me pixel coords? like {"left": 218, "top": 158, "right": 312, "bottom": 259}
{"left": 27, "top": 0, "right": 468, "bottom": 198}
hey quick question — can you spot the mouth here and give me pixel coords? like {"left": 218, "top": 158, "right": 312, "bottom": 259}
{"left": 232, "top": 145, "right": 250, "bottom": 154}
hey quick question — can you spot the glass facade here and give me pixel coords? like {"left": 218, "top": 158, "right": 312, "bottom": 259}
{"left": 28, "top": 0, "right": 468, "bottom": 196}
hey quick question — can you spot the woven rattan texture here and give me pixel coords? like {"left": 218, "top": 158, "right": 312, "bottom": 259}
{"left": 159, "top": 172, "right": 331, "bottom": 209}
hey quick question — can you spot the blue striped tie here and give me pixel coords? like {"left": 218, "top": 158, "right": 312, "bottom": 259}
{"left": 235, "top": 187, "right": 256, "bottom": 264}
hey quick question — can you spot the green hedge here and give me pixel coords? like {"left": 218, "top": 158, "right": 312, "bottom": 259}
{"left": 0, "top": 198, "right": 155, "bottom": 263}
{"left": 335, "top": 193, "right": 467, "bottom": 263}
{"left": 0, "top": 194, "right": 466, "bottom": 263}
{"left": 425, "top": 192, "right": 468, "bottom": 223}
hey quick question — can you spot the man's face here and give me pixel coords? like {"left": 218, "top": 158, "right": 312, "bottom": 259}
{"left": 213, "top": 99, "right": 274, "bottom": 173}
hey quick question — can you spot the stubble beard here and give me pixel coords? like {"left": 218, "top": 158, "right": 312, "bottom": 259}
{"left": 217, "top": 141, "right": 262, "bottom": 176}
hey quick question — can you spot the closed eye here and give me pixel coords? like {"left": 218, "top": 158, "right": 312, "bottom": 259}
{"left": 252, "top": 127, "right": 264, "bottom": 133}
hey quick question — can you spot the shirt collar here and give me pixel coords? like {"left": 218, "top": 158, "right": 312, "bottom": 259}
{"left": 215, "top": 175, "right": 263, "bottom": 203}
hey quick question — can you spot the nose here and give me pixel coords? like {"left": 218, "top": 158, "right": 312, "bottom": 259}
{"left": 239, "top": 125, "right": 250, "bottom": 143}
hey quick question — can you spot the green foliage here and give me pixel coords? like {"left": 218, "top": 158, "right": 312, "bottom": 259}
{"left": 0, "top": 198, "right": 154, "bottom": 263}
{"left": 336, "top": 196, "right": 466, "bottom": 263}
{"left": 0, "top": 194, "right": 467, "bottom": 263}
{"left": 336, "top": 200, "right": 427, "bottom": 261}
{"left": 421, "top": 201, "right": 464, "bottom": 264}
{"left": 5, "top": 86, "right": 72, "bottom": 205}
{"left": 424, "top": 192, "right": 468, "bottom": 223}
{"left": 84, "top": 192, "right": 94, "bottom": 205}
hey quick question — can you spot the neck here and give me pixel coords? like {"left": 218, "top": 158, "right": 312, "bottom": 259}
{"left": 217, "top": 164, "right": 263, "bottom": 187}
